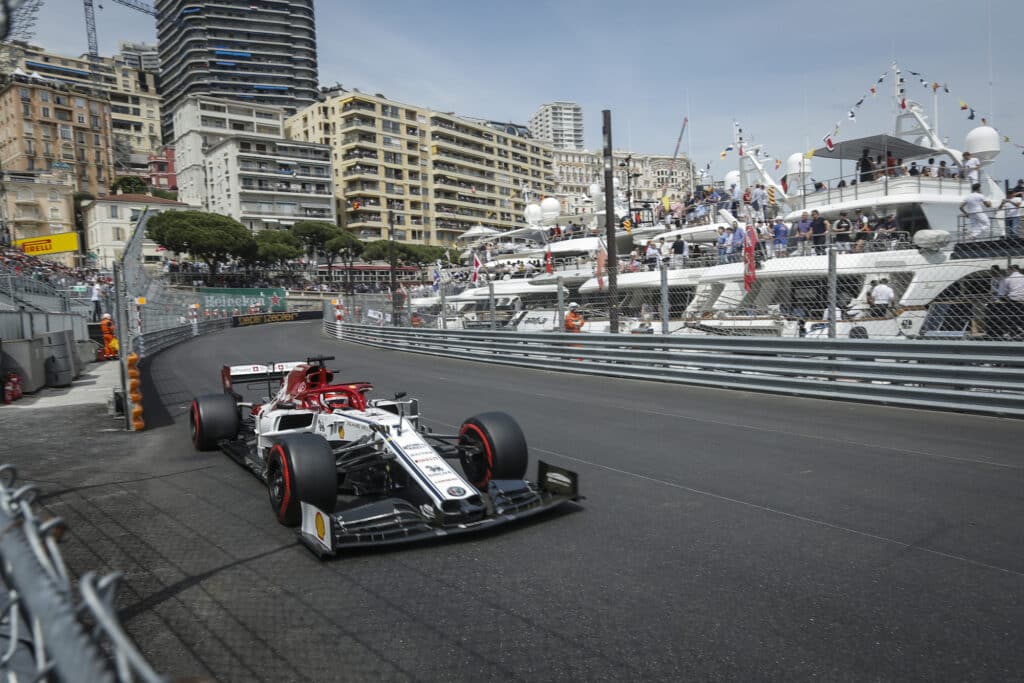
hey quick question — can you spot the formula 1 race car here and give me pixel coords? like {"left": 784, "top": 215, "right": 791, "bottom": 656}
{"left": 189, "top": 356, "right": 580, "bottom": 557}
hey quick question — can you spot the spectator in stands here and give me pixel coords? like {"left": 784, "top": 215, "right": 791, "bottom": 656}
{"left": 858, "top": 149, "right": 875, "bottom": 183}
{"left": 716, "top": 227, "right": 728, "bottom": 264}
{"left": 853, "top": 209, "right": 873, "bottom": 253}
{"left": 731, "top": 222, "right": 746, "bottom": 262}
{"left": 644, "top": 240, "right": 661, "bottom": 270}
{"left": 90, "top": 280, "right": 104, "bottom": 322}
{"left": 875, "top": 214, "right": 899, "bottom": 248}
{"left": 670, "top": 234, "right": 688, "bottom": 268}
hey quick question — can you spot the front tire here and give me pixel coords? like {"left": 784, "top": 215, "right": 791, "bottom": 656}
{"left": 266, "top": 433, "right": 338, "bottom": 527}
{"left": 458, "top": 412, "right": 528, "bottom": 490}
{"left": 190, "top": 394, "right": 239, "bottom": 451}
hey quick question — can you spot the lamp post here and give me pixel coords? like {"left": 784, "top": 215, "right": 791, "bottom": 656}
{"left": 388, "top": 209, "right": 398, "bottom": 327}
{"left": 619, "top": 155, "right": 632, "bottom": 224}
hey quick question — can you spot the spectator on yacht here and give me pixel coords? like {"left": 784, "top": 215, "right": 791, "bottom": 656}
{"left": 875, "top": 214, "right": 899, "bottom": 248}
{"left": 962, "top": 151, "right": 981, "bottom": 184}
{"left": 753, "top": 184, "right": 768, "bottom": 222}
{"left": 869, "top": 278, "right": 895, "bottom": 317}
{"left": 908, "top": 162, "right": 921, "bottom": 176}
{"left": 810, "top": 210, "right": 830, "bottom": 255}
{"left": 833, "top": 211, "right": 853, "bottom": 252}
{"left": 885, "top": 152, "right": 897, "bottom": 177}
{"left": 875, "top": 155, "right": 885, "bottom": 179}
{"left": 999, "top": 192, "right": 1022, "bottom": 240}
{"left": 731, "top": 223, "right": 746, "bottom": 262}
{"left": 989, "top": 265, "right": 1006, "bottom": 300}
{"left": 772, "top": 218, "right": 789, "bottom": 258}
{"left": 794, "top": 212, "right": 813, "bottom": 255}
{"left": 853, "top": 210, "right": 873, "bottom": 252}
{"left": 938, "top": 160, "right": 951, "bottom": 178}
{"left": 960, "top": 183, "right": 993, "bottom": 239}
{"left": 837, "top": 179, "right": 848, "bottom": 188}
{"left": 644, "top": 240, "right": 661, "bottom": 270}
{"left": 716, "top": 227, "right": 728, "bottom": 264}
{"left": 670, "top": 234, "right": 688, "bottom": 268}
{"left": 1012, "top": 179, "right": 1024, "bottom": 196}
{"left": 895, "top": 159, "right": 908, "bottom": 177}
{"left": 858, "top": 149, "right": 875, "bottom": 183}
{"left": 926, "top": 158, "right": 938, "bottom": 177}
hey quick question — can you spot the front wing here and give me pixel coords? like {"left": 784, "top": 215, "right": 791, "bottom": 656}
{"left": 298, "top": 461, "right": 581, "bottom": 557}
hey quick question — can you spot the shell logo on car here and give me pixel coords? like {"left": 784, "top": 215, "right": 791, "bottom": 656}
{"left": 314, "top": 512, "right": 326, "bottom": 542}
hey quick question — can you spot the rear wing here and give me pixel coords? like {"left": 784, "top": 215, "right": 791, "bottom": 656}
{"left": 221, "top": 361, "right": 305, "bottom": 398}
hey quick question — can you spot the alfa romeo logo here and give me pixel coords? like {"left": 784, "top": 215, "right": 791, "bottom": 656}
{"left": 446, "top": 486, "right": 466, "bottom": 497}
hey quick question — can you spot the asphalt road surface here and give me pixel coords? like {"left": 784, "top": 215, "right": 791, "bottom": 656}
{"left": 5, "top": 321, "right": 1023, "bottom": 682}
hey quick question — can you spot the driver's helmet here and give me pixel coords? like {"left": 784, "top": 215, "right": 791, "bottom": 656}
{"left": 320, "top": 391, "right": 349, "bottom": 410}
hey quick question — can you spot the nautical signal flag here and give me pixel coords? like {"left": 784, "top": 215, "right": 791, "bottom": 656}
{"left": 804, "top": 148, "right": 815, "bottom": 160}
{"left": 774, "top": 158, "right": 781, "bottom": 170}
{"left": 545, "top": 244, "right": 553, "bottom": 274}
{"left": 932, "top": 82, "right": 941, "bottom": 92}
{"left": 900, "top": 98, "right": 907, "bottom": 110}
{"left": 823, "top": 135, "right": 835, "bottom": 152}
{"left": 968, "top": 108, "right": 976, "bottom": 121}
{"left": 960, "top": 100, "right": 969, "bottom": 110}
{"left": 720, "top": 150, "right": 727, "bottom": 159}
{"left": 870, "top": 87, "right": 877, "bottom": 96}
{"left": 471, "top": 252, "right": 482, "bottom": 283}
{"left": 738, "top": 145, "right": 744, "bottom": 157}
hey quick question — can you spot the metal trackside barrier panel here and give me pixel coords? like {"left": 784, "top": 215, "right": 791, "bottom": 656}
{"left": 324, "top": 322, "right": 1024, "bottom": 418}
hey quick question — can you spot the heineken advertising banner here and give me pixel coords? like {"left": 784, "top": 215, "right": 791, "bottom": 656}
{"left": 199, "top": 287, "right": 288, "bottom": 314}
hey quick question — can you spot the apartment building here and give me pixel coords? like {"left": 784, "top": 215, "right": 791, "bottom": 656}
{"left": 155, "top": 0, "right": 319, "bottom": 142}
{"left": 553, "top": 149, "right": 695, "bottom": 214}
{"left": 204, "top": 135, "right": 334, "bottom": 232}
{"left": 172, "top": 95, "right": 287, "bottom": 208}
{"left": 0, "top": 42, "right": 162, "bottom": 171}
{"left": 83, "top": 193, "right": 190, "bottom": 269}
{"left": 0, "top": 75, "right": 115, "bottom": 197}
{"left": 285, "top": 90, "right": 556, "bottom": 245}
{"left": 119, "top": 42, "right": 160, "bottom": 73}
{"left": 529, "top": 102, "right": 584, "bottom": 152}
{"left": 148, "top": 146, "right": 176, "bottom": 189}
{"left": 0, "top": 170, "right": 77, "bottom": 266}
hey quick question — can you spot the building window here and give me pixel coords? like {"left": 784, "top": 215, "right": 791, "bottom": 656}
{"left": 22, "top": 102, "right": 31, "bottom": 116}
{"left": 130, "top": 209, "right": 142, "bottom": 222}
{"left": 22, "top": 122, "right": 33, "bottom": 136}
{"left": 77, "top": 114, "right": 86, "bottom": 124}
{"left": 110, "top": 205, "right": 119, "bottom": 218}
{"left": 74, "top": 97, "right": 85, "bottom": 108}
{"left": 59, "top": 125, "right": 71, "bottom": 140}
{"left": 49, "top": 207, "right": 61, "bottom": 219}
{"left": 41, "top": 107, "right": 49, "bottom": 118}
{"left": 19, "top": 87, "right": 30, "bottom": 100}
{"left": 40, "top": 91, "right": 49, "bottom": 103}
{"left": 48, "top": 191, "right": 59, "bottom": 202}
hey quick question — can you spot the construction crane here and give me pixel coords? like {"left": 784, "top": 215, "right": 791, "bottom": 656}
{"left": 82, "top": 0, "right": 156, "bottom": 59}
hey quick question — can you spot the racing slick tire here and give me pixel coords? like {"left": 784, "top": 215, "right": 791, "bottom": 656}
{"left": 190, "top": 394, "right": 239, "bottom": 451}
{"left": 458, "top": 412, "right": 528, "bottom": 490}
{"left": 266, "top": 433, "right": 337, "bottom": 527}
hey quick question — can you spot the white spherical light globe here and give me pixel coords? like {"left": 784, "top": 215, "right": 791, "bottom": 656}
{"left": 540, "top": 197, "right": 561, "bottom": 222}
{"left": 524, "top": 203, "right": 543, "bottom": 225}
{"left": 965, "top": 125, "right": 1000, "bottom": 163}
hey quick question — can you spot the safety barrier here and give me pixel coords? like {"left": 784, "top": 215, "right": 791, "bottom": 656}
{"left": 323, "top": 321, "right": 1024, "bottom": 417}
{"left": 0, "top": 464, "right": 164, "bottom": 682}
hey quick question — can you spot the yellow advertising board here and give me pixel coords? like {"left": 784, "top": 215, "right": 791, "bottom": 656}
{"left": 14, "top": 232, "right": 80, "bottom": 255}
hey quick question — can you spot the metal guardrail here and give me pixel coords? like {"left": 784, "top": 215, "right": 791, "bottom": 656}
{"left": 0, "top": 465, "right": 165, "bottom": 682}
{"left": 324, "top": 321, "right": 1024, "bottom": 417}
{"left": 132, "top": 318, "right": 232, "bottom": 359}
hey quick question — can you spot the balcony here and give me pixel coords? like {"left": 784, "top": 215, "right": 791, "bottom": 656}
{"left": 341, "top": 117, "right": 376, "bottom": 131}
{"left": 240, "top": 183, "right": 332, "bottom": 196}
{"left": 342, "top": 165, "right": 379, "bottom": 178}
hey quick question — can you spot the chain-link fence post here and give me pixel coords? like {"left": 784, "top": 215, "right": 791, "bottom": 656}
{"left": 440, "top": 283, "right": 447, "bottom": 329}
{"left": 827, "top": 237, "right": 838, "bottom": 339}
{"left": 556, "top": 276, "right": 564, "bottom": 332}
{"left": 487, "top": 279, "right": 496, "bottom": 331}
{"left": 660, "top": 261, "right": 670, "bottom": 335}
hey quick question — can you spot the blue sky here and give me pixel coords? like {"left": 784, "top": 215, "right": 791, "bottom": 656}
{"left": 30, "top": 0, "right": 1024, "bottom": 183}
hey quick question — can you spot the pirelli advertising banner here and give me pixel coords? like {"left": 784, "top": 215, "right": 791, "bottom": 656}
{"left": 15, "top": 232, "right": 80, "bottom": 255}
{"left": 231, "top": 310, "right": 322, "bottom": 327}
{"left": 199, "top": 287, "right": 288, "bottom": 314}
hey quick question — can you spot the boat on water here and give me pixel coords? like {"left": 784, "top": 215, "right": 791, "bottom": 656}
{"left": 575, "top": 64, "right": 1021, "bottom": 339}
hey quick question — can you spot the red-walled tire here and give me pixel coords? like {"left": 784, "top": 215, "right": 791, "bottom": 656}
{"left": 266, "top": 433, "right": 338, "bottom": 527}
{"left": 458, "top": 412, "right": 528, "bottom": 490}
{"left": 190, "top": 394, "right": 239, "bottom": 451}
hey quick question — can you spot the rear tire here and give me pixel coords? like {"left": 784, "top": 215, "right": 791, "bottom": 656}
{"left": 266, "top": 433, "right": 337, "bottom": 527}
{"left": 458, "top": 412, "right": 528, "bottom": 490}
{"left": 190, "top": 394, "right": 239, "bottom": 451}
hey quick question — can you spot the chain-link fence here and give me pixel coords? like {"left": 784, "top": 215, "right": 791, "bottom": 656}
{"left": 328, "top": 222, "right": 1022, "bottom": 341}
